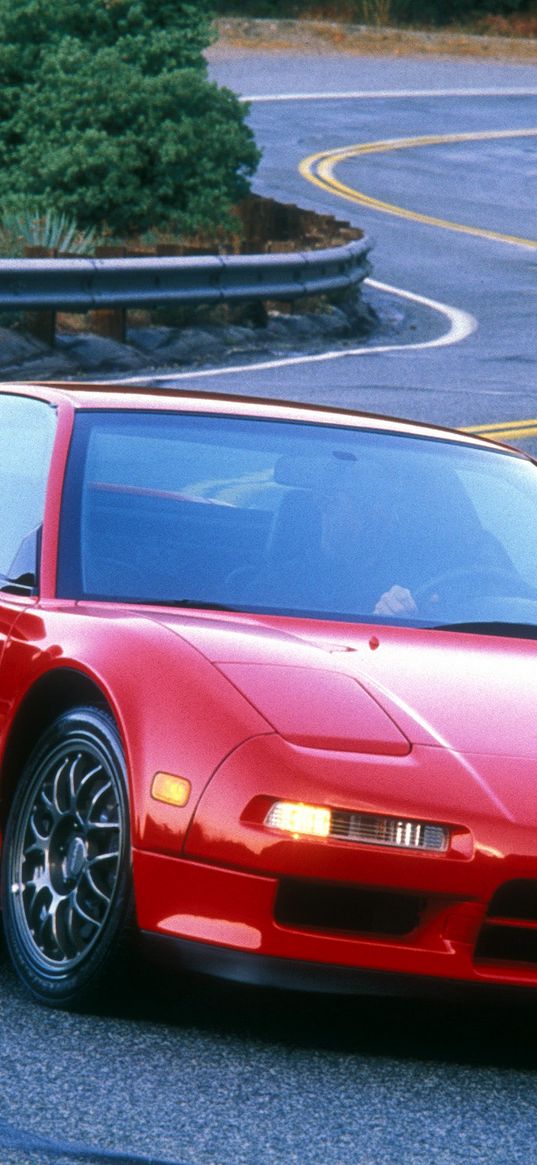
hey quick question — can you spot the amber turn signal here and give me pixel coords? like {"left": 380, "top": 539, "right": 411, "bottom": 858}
{"left": 151, "top": 772, "right": 191, "bottom": 807}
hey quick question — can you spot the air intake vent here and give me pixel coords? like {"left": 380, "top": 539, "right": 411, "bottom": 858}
{"left": 485, "top": 880, "right": 537, "bottom": 921}
{"left": 475, "top": 880, "right": 537, "bottom": 966}
{"left": 275, "top": 879, "right": 425, "bottom": 937}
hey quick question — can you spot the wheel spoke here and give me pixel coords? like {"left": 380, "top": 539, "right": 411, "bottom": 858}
{"left": 61, "top": 898, "right": 79, "bottom": 957}
{"left": 74, "top": 763, "right": 104, "bottom": 814}
{"left": 89, "top": 850, "right": 120, "bottom": 866}
{"left": 22, "top": 880, "right": 38, "bottom": 923}
{"left": 67, "top": 753, "right": 83, "bottom": 809}
{"left": 38, "top": 785, "right": 53, "bottom": 811}
{"left": 72, "top": 887, "right": 102, "bottom": 929}
{"left": 83, "top": 865, "right": 112, "bottom": 906}
{"left": 59, "top": 895, "right": 94, "bottom": 959}
{"left": 33, "top": 890, "right": 53, "bottom": 949}
{"left": 24, "top": 837, "right": 48, "bottom": 858}
{"left": 87, "top": 780, "right": 114, "bottom": 823}
{"left": 51, "top": 756, "right": 70, "bottom": 815}
{"left": 28, "top": 798, "right": 54, "bottom": 842}
{"left": 47, "top": 898, "right": 69, "bottom": 961}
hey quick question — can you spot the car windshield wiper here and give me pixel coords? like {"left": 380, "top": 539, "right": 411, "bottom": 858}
{"left": 433, "top": 620, "right": 537, "bottom": 639}
{"left": 159, "top": 598, "right": 238, "bottom": 611}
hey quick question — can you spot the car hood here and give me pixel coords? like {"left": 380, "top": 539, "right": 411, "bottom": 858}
{"left": 148, "top": 610, "right": 537, "bottom": 760}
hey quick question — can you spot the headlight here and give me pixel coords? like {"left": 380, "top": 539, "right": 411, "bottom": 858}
{"left": 264, "top": 801, "right": 331, "bottom": 838}
{"left": 265, "top": 800, "right": 449, "bottom": 852}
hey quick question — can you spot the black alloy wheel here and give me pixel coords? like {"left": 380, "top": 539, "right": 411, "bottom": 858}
{"left": 1, "top": 706, "right": 133, "bottom": 1009}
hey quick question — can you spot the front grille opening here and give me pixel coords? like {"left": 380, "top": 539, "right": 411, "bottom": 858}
{"left": 475, "top": 925, "right": 537, "bottom": 965}
{"left": 475, "top": 880, "right": 537, "bottom": 967}
{"left": 486, "top": 879, "right": 537, "bottom": 922}
{"left": 275, "top": 879, "right": 425, "bottom": 938}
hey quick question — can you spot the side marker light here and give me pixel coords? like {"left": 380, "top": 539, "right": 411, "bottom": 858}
{"left": 151, "top": 773, "right": 191, "bottom": 807}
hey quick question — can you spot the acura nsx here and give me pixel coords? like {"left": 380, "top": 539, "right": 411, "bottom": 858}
{"left": 1, "top": 382, "right": 537, "bottom": 1008}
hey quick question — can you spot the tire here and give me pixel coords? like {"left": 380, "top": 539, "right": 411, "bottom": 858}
{"left": 1, "top": 706, "right": 133, "bottom": 1009}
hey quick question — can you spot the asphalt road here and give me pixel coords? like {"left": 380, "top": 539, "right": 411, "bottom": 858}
{"left": 2, "top": 48, "right": 537, "bottom": 1165}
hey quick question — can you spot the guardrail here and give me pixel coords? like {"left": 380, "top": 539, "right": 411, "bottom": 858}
{"left": 0, "top": 237, "right": 370, "bottom": 313}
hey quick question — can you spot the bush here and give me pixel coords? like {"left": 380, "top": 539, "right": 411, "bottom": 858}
{"left": 0, "top": 0, "right": 260, "bottom": 237}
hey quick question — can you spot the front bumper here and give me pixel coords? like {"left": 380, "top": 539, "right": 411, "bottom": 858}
{"left": 139, "top": 933, "right": 481, "bottom": 999}
{"left": 133, "top": 849, "right": 537, "bottom": 993}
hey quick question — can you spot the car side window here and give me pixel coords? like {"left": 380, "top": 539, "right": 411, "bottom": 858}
{"left": 0, "top": 395, "right": 57, "bottom": 594}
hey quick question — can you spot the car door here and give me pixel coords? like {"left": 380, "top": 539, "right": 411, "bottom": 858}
{"left": 0, "top": 392, "right": 57, "bottom": 666}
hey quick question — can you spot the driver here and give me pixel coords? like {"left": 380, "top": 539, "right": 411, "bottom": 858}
{"left": 317, "top": 484, "right": 416, "bottom": 617}
{"left": 228, "top": 461, "right": 420, "bottom": 617}
{"left": 239, "top": 454, "right": 521, "bottom": 621}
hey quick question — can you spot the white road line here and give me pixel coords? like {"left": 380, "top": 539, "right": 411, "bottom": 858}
{"left": 103, "top": 84, "right": 510, "bottom": 386}
{"left": 110, "top": 278, "right": 477, "bottom": 385}
{"left": 242, "top": 87, "right": 537, "bottom": 103}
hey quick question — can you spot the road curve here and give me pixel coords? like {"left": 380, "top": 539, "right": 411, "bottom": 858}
{"left": 201, "top": 51, "right": 537, "bottom": 454}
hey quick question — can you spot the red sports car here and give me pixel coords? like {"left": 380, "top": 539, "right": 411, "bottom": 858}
{"left": 1, "top": 381, "right": 537, "bottom": 1009}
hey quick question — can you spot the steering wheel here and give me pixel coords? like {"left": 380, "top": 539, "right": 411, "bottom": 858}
{"left": 413, "top": 564, "right": 522, "bottom": 608}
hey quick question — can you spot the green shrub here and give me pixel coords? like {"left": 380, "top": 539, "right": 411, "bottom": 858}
{"left": 0, "top": 0, "right": 260, "bottom": 237}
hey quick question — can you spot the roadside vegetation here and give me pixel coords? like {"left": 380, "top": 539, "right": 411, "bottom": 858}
{"left": 0, "top": 0, "right": 260, "bottom": 253}
{"left": 212, "top": 0, "right": 537, "bottom": 36}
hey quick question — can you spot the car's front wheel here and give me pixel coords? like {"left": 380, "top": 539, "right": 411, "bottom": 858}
{"left": 1, "top": 706, "right": 133, "bottom": 1009}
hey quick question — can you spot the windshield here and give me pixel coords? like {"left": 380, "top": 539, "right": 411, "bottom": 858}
{"left": 58, "top": 410, "right": 537, "bottom": 634}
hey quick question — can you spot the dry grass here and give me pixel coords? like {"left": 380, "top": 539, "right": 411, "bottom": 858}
{"left": 475, "top": 12, "right": 537, "bottom": 37}
{"left": 210, "top": 16, "right": 537, "bottom": 60}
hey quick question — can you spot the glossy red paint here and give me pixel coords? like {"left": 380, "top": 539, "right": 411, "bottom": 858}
{"left": 2, "top": 380, "right": 537, "bottom": 999}
{"left": 0, "top": 602, "right": 270, "bottom": 853}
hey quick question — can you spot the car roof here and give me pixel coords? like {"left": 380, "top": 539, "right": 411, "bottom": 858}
{"left": 0, "top": 379, "right": 522, "bottom": 455}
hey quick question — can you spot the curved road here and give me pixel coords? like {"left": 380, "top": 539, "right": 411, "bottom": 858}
{"left": 2, "top": 47, "right": 537, "bottom": 1165}
{"left": 171, "top": 51, "right": 537, "bottom": 452}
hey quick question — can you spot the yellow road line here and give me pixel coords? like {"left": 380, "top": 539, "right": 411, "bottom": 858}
{"left": 466, "top": 418, "right": 537, "bottom": 433}
{"left": 300, "top": 128, "right": 537, "bottom": 443}
{"left": 464, "top": 420, "right": 537, "bottom": 442}
{"left": 300, "top": 128, "right": 537, "bottom": 248}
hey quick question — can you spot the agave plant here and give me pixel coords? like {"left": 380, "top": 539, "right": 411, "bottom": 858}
{"left": 1, "top": 208, "right": 98, "bottom": 255}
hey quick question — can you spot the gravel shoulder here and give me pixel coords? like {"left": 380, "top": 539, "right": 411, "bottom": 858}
{"left": 210, "top": 17, "right": 537, "bottom": 62}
